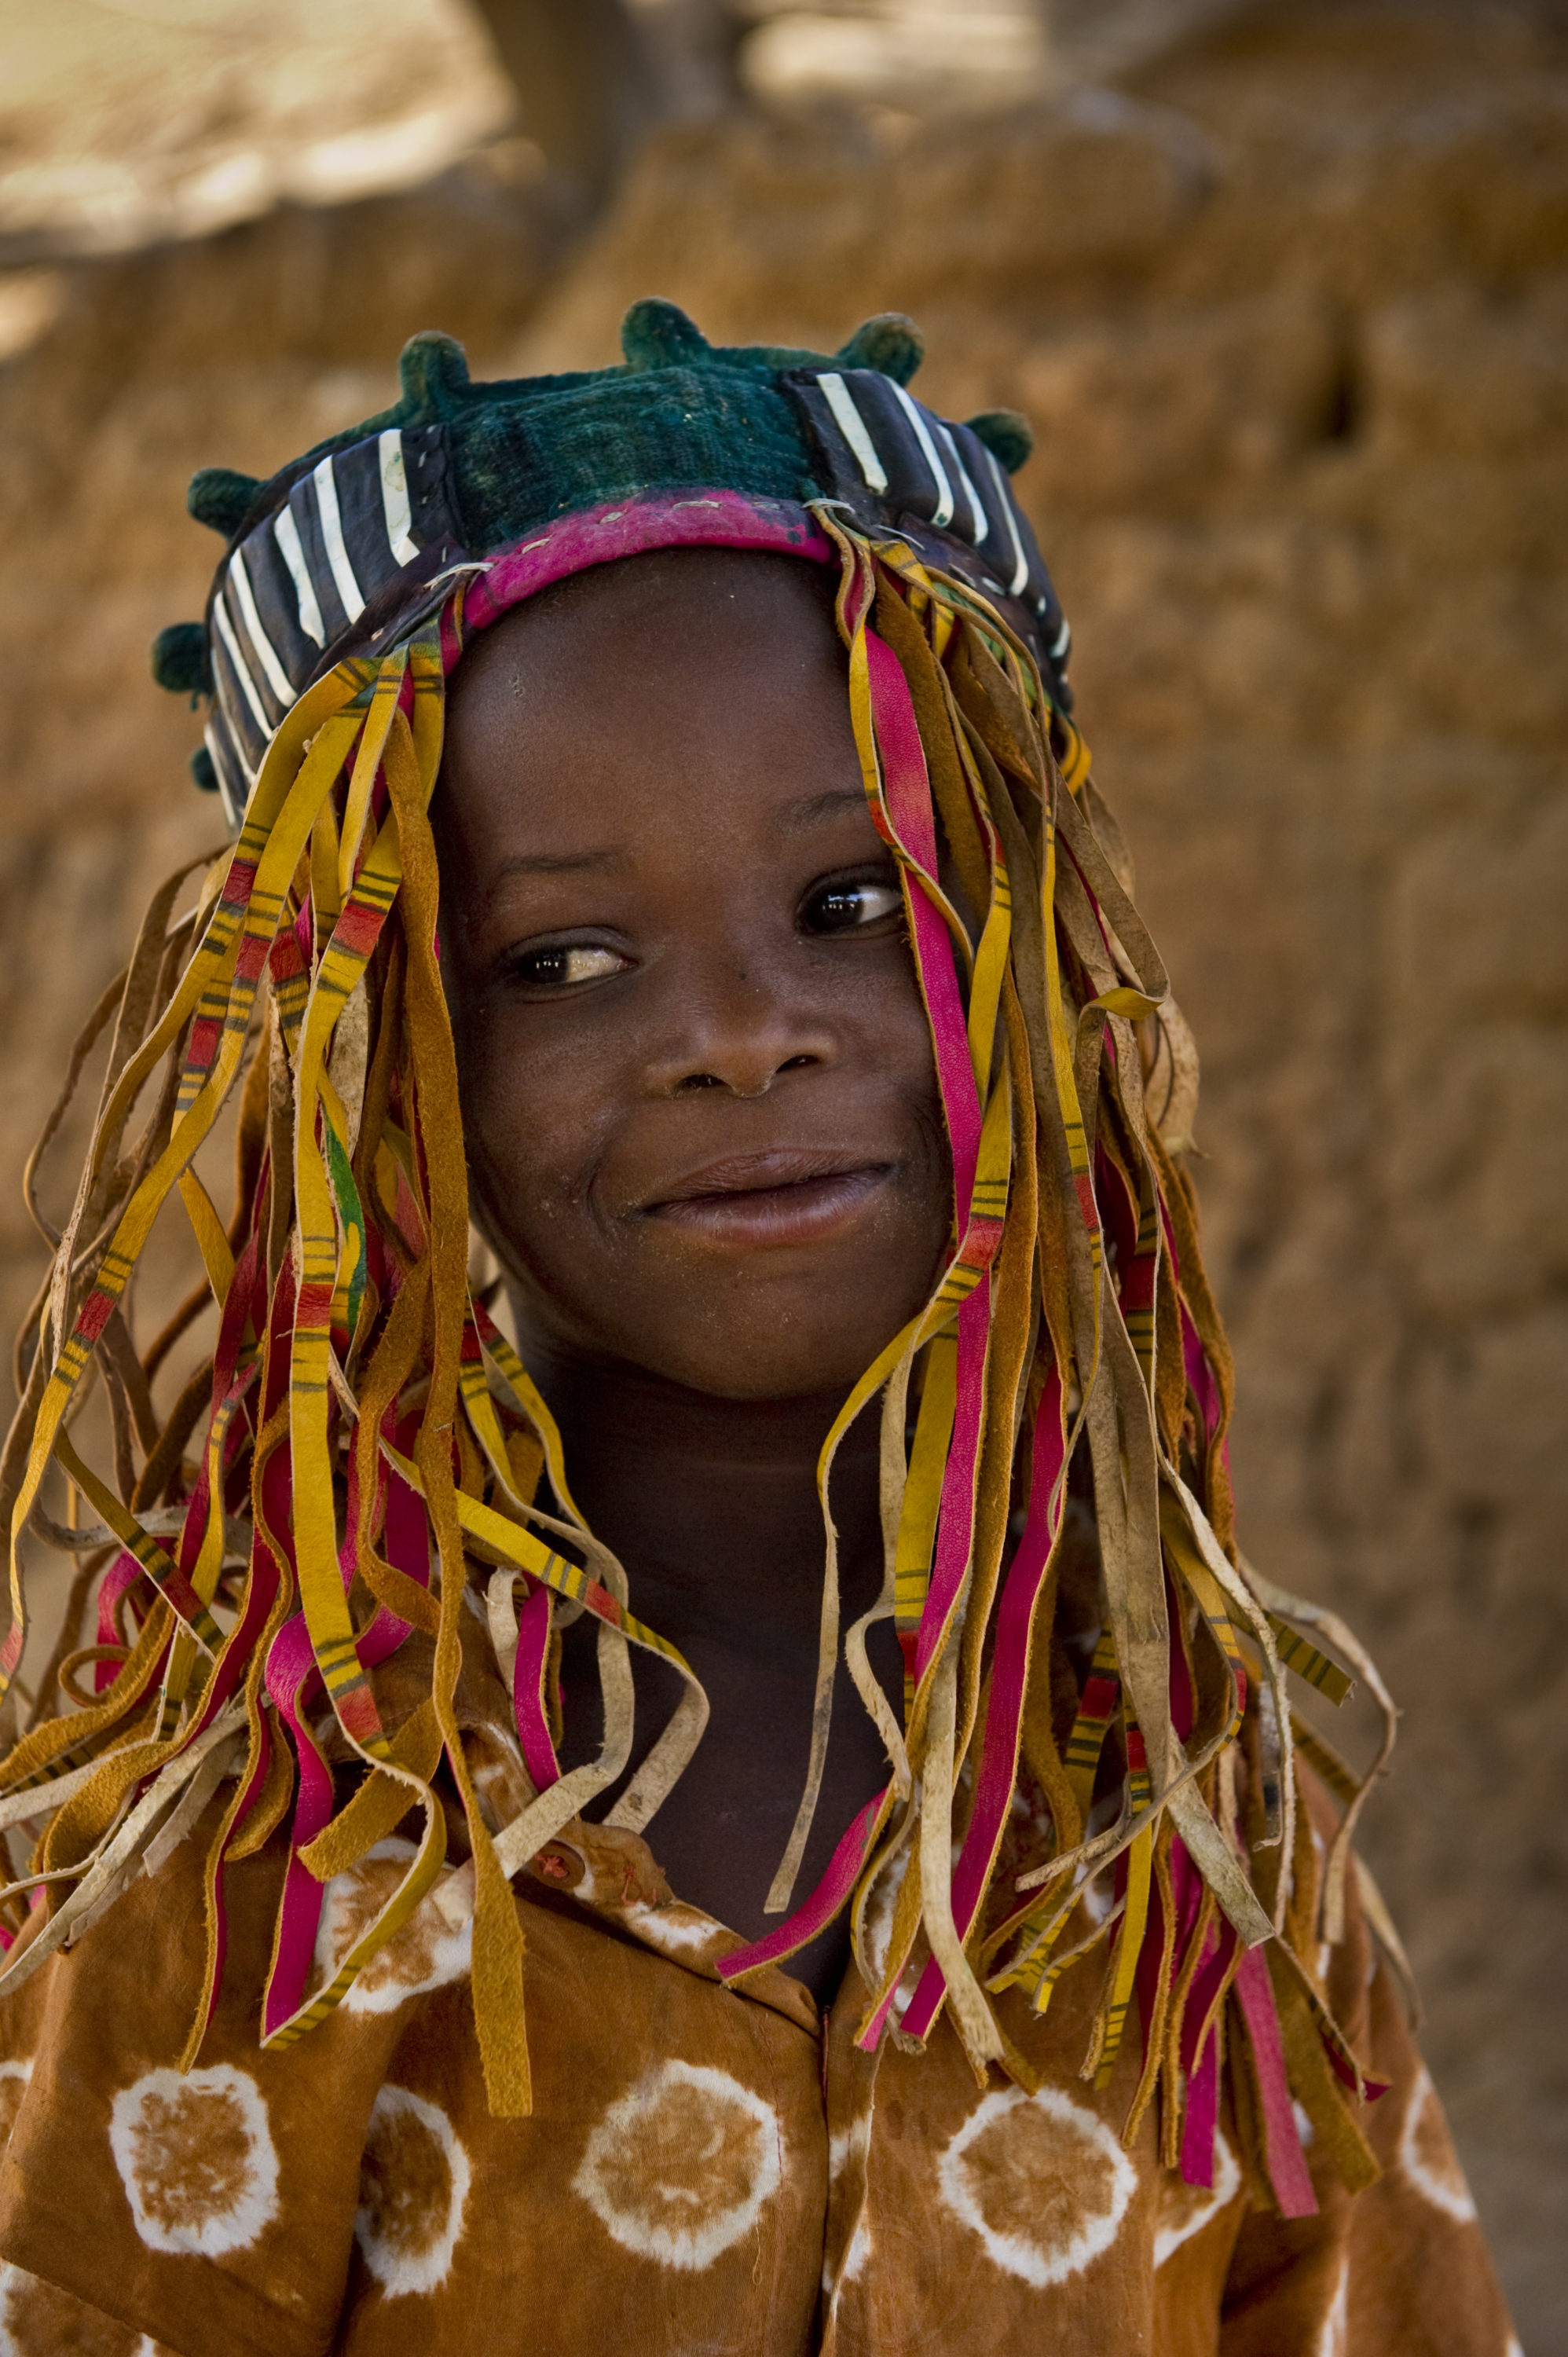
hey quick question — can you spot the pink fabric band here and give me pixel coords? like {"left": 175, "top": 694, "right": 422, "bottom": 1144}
{"left": 454, "top": 491, "right": 833, "bottom": 662}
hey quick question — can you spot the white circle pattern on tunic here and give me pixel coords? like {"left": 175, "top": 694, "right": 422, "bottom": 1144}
{"left": 0, "top": 2061, "right": 31, "bottom": 2154}
{"left": 573, "top": 2060, "right": 783, "bottom": 2272}
{"left": 823, "top": 2113, "right": 874, "bottom": 2297}
{"left": 936, "top": 2084, "right": 1138, "bottom": 2289}
{"left": 1153, "top": 2128, "right": 1241, "bottom": 2267}
{"left": 354, "top": 2085, "right": 472, "bottom": 2297}
{"left": 108, "top": 2063, "right": 279, "bottom": 2259}
{"left": 1398, "top": 2067, "right": 1478, "bottom": 2224}
{"left": 1314, "top": 2256, "right": 1350, "bottom": 2357}
{"left": 311, "top": 1840, "right": 473, "bottom": 2017}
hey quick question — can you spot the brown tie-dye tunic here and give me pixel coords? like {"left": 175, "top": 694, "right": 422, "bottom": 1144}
{"left": 0, "top": 1640, "right": 1515, "bottom": 2357}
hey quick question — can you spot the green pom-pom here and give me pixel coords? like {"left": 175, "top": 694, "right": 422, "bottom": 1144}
{"left": 189, "top": 746, "right": 219, "bottom": 793}
{"left": 836, "top": 314, "right": 924, "bottom": 386}
{"left": 621, "top": 299, "right": 710, "bottom": 372}
{"left": 965, "top": 409, "right": 1033, "bottom": 474}
{"left": 151, "top": 621, "right": 210, "bottom": 696}
{"left": 398, "top": 330, "right": 472, "bottom": 421}
{"left": 188, "top": 467, "right": 261, "bottom": 536}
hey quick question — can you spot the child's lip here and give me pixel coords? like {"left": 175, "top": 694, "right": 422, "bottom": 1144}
{"left": 639, "top": 1150, "right": 895, "bottom": 1246}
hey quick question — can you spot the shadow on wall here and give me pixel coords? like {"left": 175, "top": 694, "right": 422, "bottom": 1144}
{"left": 0, "top": 0, "right": 1564, "bottom": 2344}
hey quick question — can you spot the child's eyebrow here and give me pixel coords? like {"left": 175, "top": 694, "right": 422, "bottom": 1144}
{"left": 489, "top": 847, "right": 627, "bottom": 886}
{"left": 772, "top": 788, "right": 872, "bottom": 834}
{"left": 479, "top": 790, "right": 870, "bottom": 900}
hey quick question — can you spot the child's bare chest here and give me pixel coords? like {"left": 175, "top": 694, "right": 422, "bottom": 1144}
{"left": 558, "top": 1607, "right": 901, "bottom": 2003}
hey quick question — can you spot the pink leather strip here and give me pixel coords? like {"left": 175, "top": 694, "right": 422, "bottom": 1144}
{"left": 897, "top": 1370, "right": 1068, "bottom": 2045}
{"left": 1181, "top": 2018, "right": 1223, "bottom": 2189}
{"left": 512, "top": 1578, "right": 559, "bottom": 1793}
{"left": 1234, "top": 1943, "right": 1320, "bottom": 2218}
{"left": 261, "top": 1609, "right": 335, "bottom": 2038}
{"left": 716, "top": 1787, "right": 888, "bottom": 1982}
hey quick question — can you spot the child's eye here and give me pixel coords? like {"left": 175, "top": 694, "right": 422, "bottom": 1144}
{"left": 800, "top": 877, "right": 904, "bottom": 936}
{"left": 509, "top": 944, "right": 627, "bottom": 991}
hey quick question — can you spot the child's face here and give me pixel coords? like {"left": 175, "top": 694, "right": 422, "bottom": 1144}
{"left": 434, "top": 548, "right": 950, "bottom": 1401}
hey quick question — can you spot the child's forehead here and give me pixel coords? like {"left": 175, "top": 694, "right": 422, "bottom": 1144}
{"left": 439, "top": 555, "right": 863, "bottom": 846}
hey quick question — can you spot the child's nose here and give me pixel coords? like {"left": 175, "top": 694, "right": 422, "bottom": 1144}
{"left": 643, "top": 951, "right": 838, "bottom": 1101}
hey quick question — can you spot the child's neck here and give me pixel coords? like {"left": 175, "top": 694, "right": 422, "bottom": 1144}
{"left": 528, "top": 1347, "right": 885, "bottom": 1647}
{"left": 522, "top": 1342, "right": 899, "bottom": 2003}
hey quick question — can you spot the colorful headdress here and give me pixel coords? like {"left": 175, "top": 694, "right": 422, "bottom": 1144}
{"left": 152, "top": 299, "right": 1072, "bottom": 833}
{"left": 1, "top": 302, "right": 1398, "bottom": 2212}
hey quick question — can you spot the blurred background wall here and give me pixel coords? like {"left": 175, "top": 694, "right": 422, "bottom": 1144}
{"left": 0, "top": 0, "right": 1563, "bottom": 2339}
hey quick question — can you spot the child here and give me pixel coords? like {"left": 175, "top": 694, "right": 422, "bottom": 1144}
{"left": 0, "top": 301, "right": 1515, "bottom": 2352}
